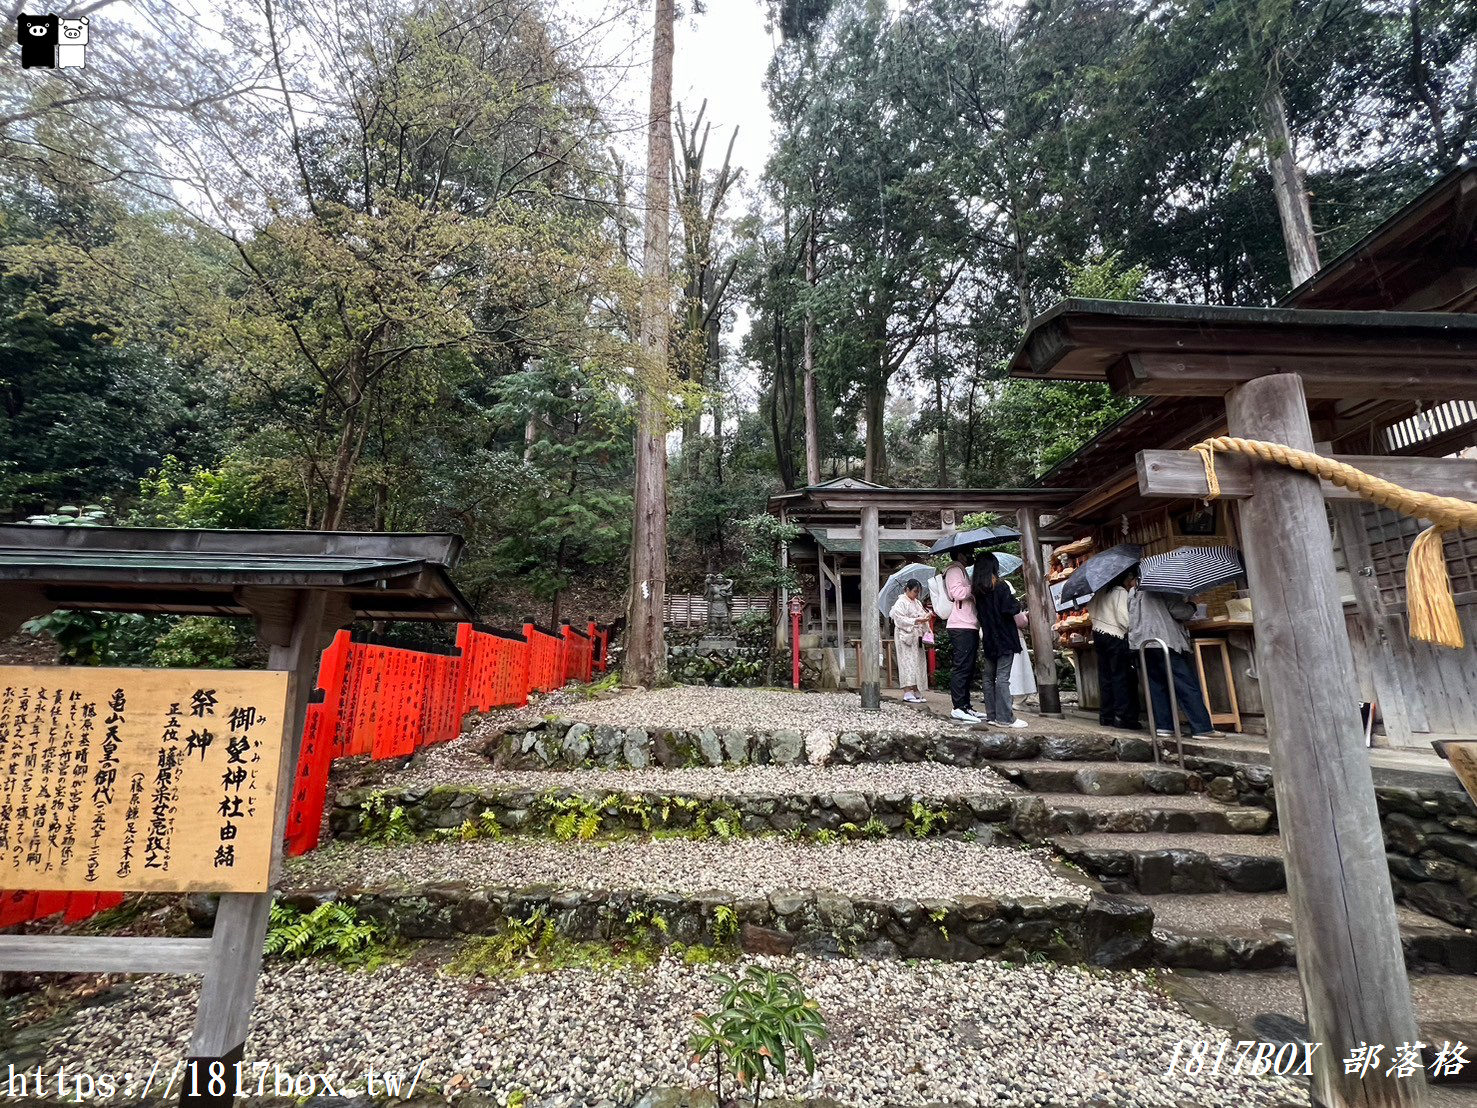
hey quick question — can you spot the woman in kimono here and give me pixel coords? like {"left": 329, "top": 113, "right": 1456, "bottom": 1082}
{"left": 889, "top": 579, "right": 929, "bottom": 703}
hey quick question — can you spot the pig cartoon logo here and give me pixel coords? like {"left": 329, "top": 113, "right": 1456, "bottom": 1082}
{"left": 16, "top": 13, "right": 57, "bottom": 68}
{"left": 57, "top": 15, "right": 85, "bottom": 67}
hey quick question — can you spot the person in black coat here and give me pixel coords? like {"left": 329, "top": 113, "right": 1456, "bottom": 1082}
{"left": 972, "top": 552, "right": 1027, "bottom": 728}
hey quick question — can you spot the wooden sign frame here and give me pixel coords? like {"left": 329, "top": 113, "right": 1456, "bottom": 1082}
{"left": 0, "top": 590, "right": 347, "bottom": 1108}
{"left": 1433, "top": 739, "right": 1477, "bottom": 807}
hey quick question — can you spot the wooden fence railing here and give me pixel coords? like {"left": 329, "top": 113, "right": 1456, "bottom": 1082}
{"left": 0, "top": 620, "right": 612, "bottom": 927}
{"left": 663, "top": 595, "right": 772, "bottom": 627}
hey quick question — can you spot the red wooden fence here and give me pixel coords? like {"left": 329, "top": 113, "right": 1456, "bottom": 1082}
{"left": 2, "top": 619, "right": 614, "bottom": 928}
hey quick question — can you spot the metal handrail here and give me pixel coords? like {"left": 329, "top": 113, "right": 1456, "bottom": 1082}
{"left": 1137, "top": 637, "right": 1182, "bottom": 766}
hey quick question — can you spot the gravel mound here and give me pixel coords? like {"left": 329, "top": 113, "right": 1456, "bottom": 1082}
{"left": 396, "top": 760, "right": 1016, "bottom": 797}
{"left": 37, "top": 955, "right": 1306, "bottom": 1107}
{"left": 287, "top": 837, "right": 1085, "bottom": 902}
{"left": 550, "top": 686, "right": 971, "bottom": 733}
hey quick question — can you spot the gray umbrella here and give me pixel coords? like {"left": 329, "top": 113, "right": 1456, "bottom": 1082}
{"left": 928, "top": 525, "right": 1021, "bottom": 556}
{"left": 1059, "top": 543, "right": 1142, "bottom": 602}
{"left": 878, "top": 563, "right": 937, "bottom": 616}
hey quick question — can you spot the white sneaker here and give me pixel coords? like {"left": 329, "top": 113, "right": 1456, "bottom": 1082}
{"left": 1003, "top": 719, "right": 1029, "bottom": 729}
{"left": 951, "top": 708, "right": 982, "bottom": 722}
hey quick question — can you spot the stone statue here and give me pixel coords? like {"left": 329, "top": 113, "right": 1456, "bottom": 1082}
{"left": 703, "top": 573, "right": 735, "bottom": 631}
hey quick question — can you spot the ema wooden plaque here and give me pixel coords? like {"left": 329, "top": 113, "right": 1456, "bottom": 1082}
{"left": 0, "top": 666, "right": 289, "bottom": 894}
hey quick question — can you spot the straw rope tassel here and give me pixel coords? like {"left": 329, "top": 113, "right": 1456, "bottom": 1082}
{"left": 1191, "top": 436, "right": 1477, "bottom": 650}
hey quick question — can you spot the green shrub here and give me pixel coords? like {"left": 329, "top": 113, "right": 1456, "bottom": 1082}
{"left": 264, "top": 902, "right": 380, "bottom": 965}
{"left": 690, "top": 967, "right": 827, "bottom": 1106}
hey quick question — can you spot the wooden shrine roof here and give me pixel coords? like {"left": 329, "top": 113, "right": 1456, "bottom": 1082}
{"left": 1284, "top": 167, "right": 1477, "bottom": 312}
{"left": 0, "top": 525, "right": 475, "bottom": 621}
{"left": 1007, "top": 299, "right": 1477, "bottom": 399}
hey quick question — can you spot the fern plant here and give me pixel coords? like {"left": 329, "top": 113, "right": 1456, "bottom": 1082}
{"left": 904, "top": 800, "right": 950, "bottom": 839}
{"left": 358, "top": 792, "right": 416, "bottom": 845}
{"left": 264, "top": 902, "right": 379, "bottom": 965}
{"left": 690, "top": 967, "right": 827, "bottom": 1106}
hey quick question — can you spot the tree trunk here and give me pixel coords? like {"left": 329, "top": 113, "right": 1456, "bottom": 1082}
{"left": 863, "top": 373, "right": 886, "bottom": 482}
{"left": 1260, "top": 81, "right": 1320, "bottom": 286}
{"left": 802, "top": 212, "right": 822, "bottom": 487}
{"left": 625, "top": 0, "right": 675, "bottom": 687}
{"left": 934, "top": 372, "right": 946, "bottom": 486}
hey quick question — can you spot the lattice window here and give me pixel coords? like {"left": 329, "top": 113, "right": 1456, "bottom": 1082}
{"left": 1358, "top": 501, "right": 1477, "bottom": 608}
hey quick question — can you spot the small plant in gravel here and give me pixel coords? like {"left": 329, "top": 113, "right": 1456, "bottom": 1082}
{"left": 264, "top": 902, "right": 382, "bottom": 966}
{"left": 690, "top": 967, "right": 828, "bottom": 1107}
{"left": 358, "top": 792, "right": 416, "bottom": 845}
{"left": 904, "top": 800, "right": 951, "bottom": 838}
{"left": 839, "top": 818, "right": 889, "bottom": 840}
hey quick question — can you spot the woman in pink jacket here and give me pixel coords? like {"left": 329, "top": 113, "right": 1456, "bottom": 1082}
{"left": 944, "top": 557, "right": 983, "bottom": 722}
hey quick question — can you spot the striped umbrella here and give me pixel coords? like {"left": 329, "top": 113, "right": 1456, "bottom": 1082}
{"left": 1137, "top": 545, "right": 1245, "bottom": 596}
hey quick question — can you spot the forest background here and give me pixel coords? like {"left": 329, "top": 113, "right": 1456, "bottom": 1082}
{"left": 1, "top": 0, "right": 1472, "bottom": 667}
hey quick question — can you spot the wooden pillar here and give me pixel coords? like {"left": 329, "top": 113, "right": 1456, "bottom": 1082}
{"left": 1226, "top": 374, "right": 1425, "bottom": 1108}
{"left": 186, "top": 589, "right": 330, "bottom": 1106}
{"left": 1017, "top": 508, "right": 1062, "bottom": 716}
{"left": 776, "top": 507, "right": 790, "bottom": 652}
{"left": 833, "top": 555, "right": 846, "bottom": 679}
{"left": 860, "top": 506, "right": 881, "bottom": 710}
{"left": 816, "top": 545, "right": 830, "bottom": 653}
{"left": 1330, "top": 500, "right": 1424, "bottom": 745}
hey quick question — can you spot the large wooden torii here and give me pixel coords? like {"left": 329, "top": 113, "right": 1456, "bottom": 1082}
{"left": 1012, "top": 298, "right": 1477, "bottom": 1108}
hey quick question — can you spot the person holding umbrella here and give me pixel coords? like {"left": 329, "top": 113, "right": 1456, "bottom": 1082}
{"left": 889, "top": 579, "right": 929, "bottom": 703}
{"left": 1088, "top": 572, "right": 1139, "bottom": 730}
{"left": 1126, "top": 570, "right": 1216, "bottom": 738}
{"left": 974, "top": 552, "right": 1029, "bottom": 728}
{"left": 942, "top": 553, "right": 984, "bottom": 722}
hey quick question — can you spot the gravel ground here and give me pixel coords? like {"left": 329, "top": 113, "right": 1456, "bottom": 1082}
{"left": 394, "top": 757, "right": 1017, "bottom": 797}
{"left": 286, "top": 837, "right": 1087, "bottom": 902}
{"left": 34, "top": 954, "right": 1307, "bottom": 1107}
{"left": 549, "top": 686, "right": 974, "bottom": 733}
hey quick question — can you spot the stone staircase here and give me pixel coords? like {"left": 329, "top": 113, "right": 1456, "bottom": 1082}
{"left": 293, "top": 699, "right": 1477, "bottom": 978}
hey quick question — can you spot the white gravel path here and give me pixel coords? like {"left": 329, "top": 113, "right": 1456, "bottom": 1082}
{"left": 394, "top": 759, "right": 1018, "bottom": 797}
{"left": 286, "top": 838, "right": 1085, "bottom": 902}
{"left": 549, "top": 686, "right": 971, "bottom": 733}
{"left": 34, "top": 954, "right": 1306, "bottom": 1107}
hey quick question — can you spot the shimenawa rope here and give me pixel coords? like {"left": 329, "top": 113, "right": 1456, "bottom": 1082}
{"left": 1191, "top": 436, "right": 1477, "bottom": 650}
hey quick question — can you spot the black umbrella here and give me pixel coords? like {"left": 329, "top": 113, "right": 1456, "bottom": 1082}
{"left": 1059, "top": 543, "right": 1142, "bottom": 602}
{"left": 1138, "top": 545, "right": 1245, "bottom": 596}
{"left": 928, "top": 525, "right": 1021, "bottom": 556}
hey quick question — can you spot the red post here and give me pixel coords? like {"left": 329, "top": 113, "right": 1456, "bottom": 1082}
{"left": 788, "top": 595, "right": 805, "bottom": 689}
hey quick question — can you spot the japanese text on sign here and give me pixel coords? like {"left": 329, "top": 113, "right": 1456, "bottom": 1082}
{"left": 0, "top": 666, "right": 289, "bottom": 893}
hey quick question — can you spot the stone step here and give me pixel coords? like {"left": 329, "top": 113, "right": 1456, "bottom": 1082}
{"left": 991, "top": 759, "right": 1197, "bottom": 798}
{"left": 1053, "top": 832, "right": 1286, "bottom": 894}
{"left": 281, "top": 836, "right": 1156, "bottom": 967}
{"left": 1145, "top": 892, "right": 1477, "bottom": 975}
{"left": 494, "top": 716, "right": 1161, "bottom": 772}
{"left": 1015, "top": 793, "right": 1275, "bottom": 838}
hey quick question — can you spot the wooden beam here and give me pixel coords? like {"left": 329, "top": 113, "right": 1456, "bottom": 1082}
{"left": 1017, "top": 509, "right": 1061, "bottom": 716}
{"left": 0, "top": 935, "right": 213, "bottom": 975}
{"left": 1137, "top": 449, "right": 1477, "bottom": 501}
{"left": 859, "top": 506, "right": 881, "bottom": 711}
{"left": 1226, "top": 374, "right": 1425, "bottom": 1108}
{"left": 1116, "top": 351, "right": 1477, "bottom": 400}
{"left": 822, "top": 527, "right": 948, "bottom": 541}
{"left": 816, "top": 488, "right": 1082, "bottom": 512}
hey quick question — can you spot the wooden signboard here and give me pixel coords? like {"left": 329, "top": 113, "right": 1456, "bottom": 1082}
{"left": 0, "top": 666, "right": 289, "bottom": 894}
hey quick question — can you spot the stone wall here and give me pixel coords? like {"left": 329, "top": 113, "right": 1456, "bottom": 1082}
{"left": 280, "top": 883, "right": 1154, "bottom": 969}
{"left": 329, "top": 783, "right": 1014, "bottom": 842}
{"left": 1186, "top": 755, "right": 1477, "bottom": 929}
